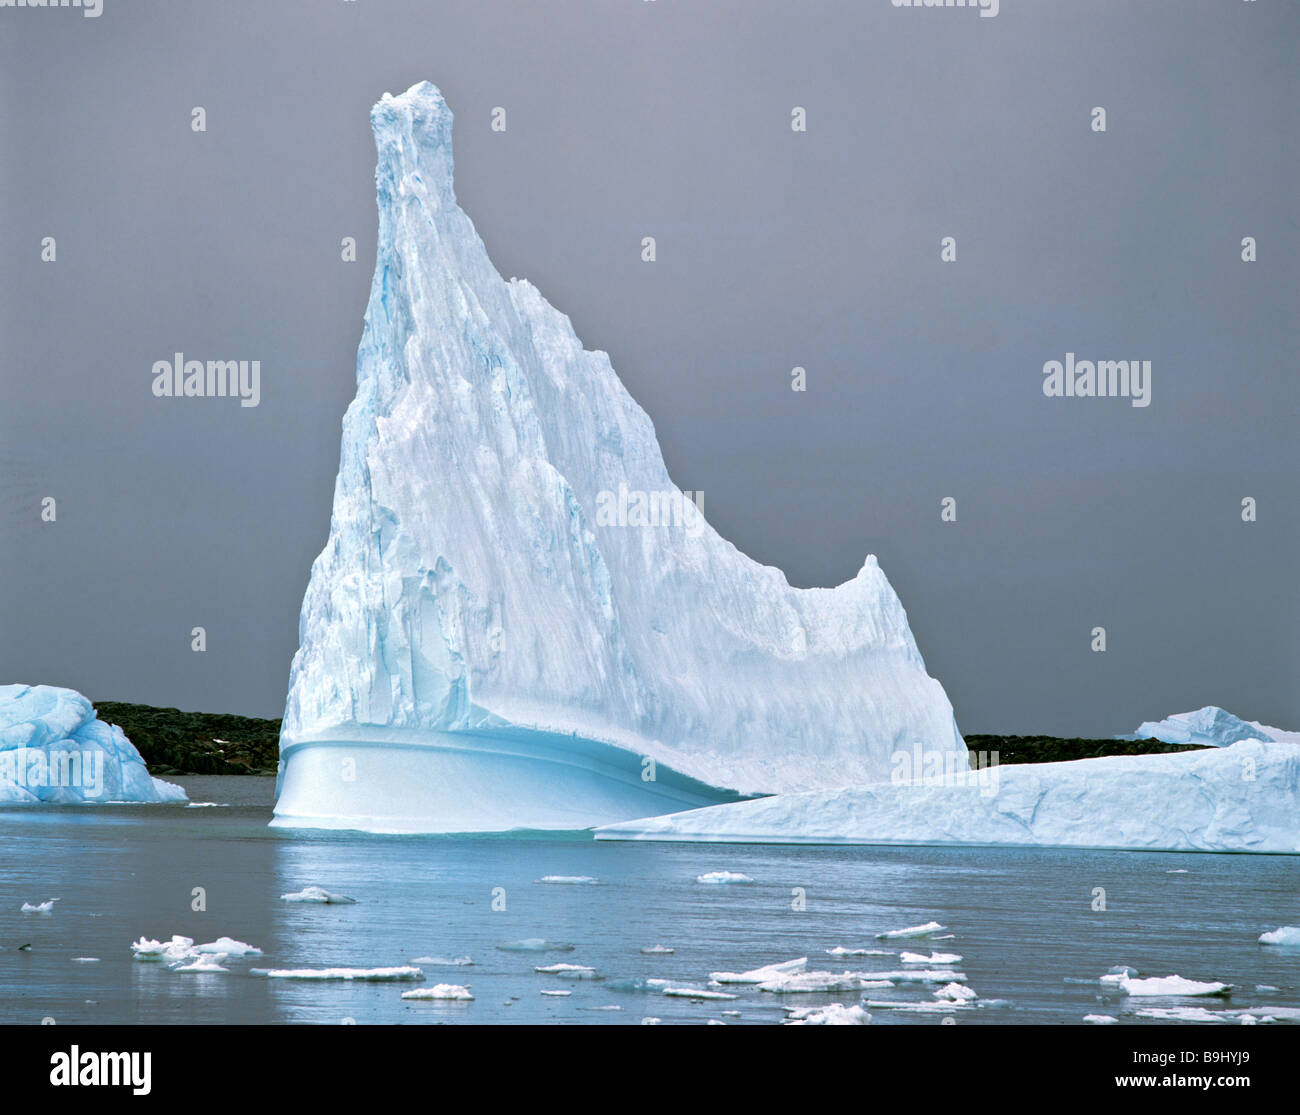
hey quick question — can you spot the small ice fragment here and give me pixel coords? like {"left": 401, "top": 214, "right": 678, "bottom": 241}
{"left": 1259, "top": 926, "right": 1300, "bottom": 947}
{"left": 709, "top": 958, "right": 806, "bottom": 984}
{"left": 876, "top": 921, "right": 946, "bottom": 940}
{"left": 640, "top": 945, "right": 674, "bottom": 955}
{"left": 401, "top": 984, "right": 473, "bottom": 1000}
{"left": 641, "top": 1018, "right": 661, "bottom": 1025}
{"left": 721, "top": 1010, "right": 741, "bottom": 1017}
{"left": 662, "top": 987, "right": 738, "bottom": 1000}
{"left": 1132, "top": 1006, "right": 1228, "bottom": 1023}
{"left": 195, "top": 937, "right": 262, "bottom": 956}
{"left": 540, "top": 989, "right": 572, "bottom": 997}
{"left": 21, "top": 899, "right": 58, "bottom": 914}
{"left": 497, "top": 939, "right": 574, "bottom": 953}
{"left": 252, "top": 966, "right": 423, "bottom": 981}
{"left": 410, "top": 955, "right": 473, "bottom": 966}
{"left": 783, "top": 1004, "right": 871, "bottom": 1026}
{"left": 900, "top": 951, "right": 962, "bottom": 965}
{"left": 933, "top": 982, "right": 977, "bottom": 1003}
{"left": 280, "top": 886, "right": 357, "bottom": 904}
{"left": 535, "top": 876, "right": 598, "bottom": 885}
{"left": 1084, "top": 1014, "right": 1118, "bottom": 1025}
{"left": 757, "top": 971, "right": 865, "bottom": 994}
{"left": 171, "top": 954, "right": 229, "bottom": 973}
{"left": 825, "top": 946, "right": 892, "bottom": 957}
{"left": 71, "top": 957, "right": 100, "bottom": 964}
{"left": 131, "top": 936, "right": 197, "bottom": 963}
{"left": 1166, "top": 869, "right": 1188, "bottom": 874}
{"left": 696, "top": 871, "right": 753, "bottom": 885}
{"left": 533, "top": 963, "right": 602, "bottom": 980}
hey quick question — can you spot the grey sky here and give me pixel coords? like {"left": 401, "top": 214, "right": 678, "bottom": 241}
{"left": 1, "top": 0, "right": 1296, "bottom": 735}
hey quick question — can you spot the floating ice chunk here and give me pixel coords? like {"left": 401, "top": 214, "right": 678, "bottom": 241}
{"left": 862, "top": 1000, "right": 963, "bottom": 1013}
{"left": 1259, "top": 926, "right": 1300, "bottom": 946}
{"left": 721, "top": 1010, "right": 741, "bottom": 1017}
{"left": 410, "top": 955, "right": 473, "bottom": 966}
{"left": 533, "top": 963, "right": 602, "bottom": 980}
{"left": 862, "top": 969, "right": 967, "bottom": 984}
{"left": 21, "top": 899, "right": 58, "bottom": 914}
{"left": 900, "top": 951, "right": 962, "bottom": 965}
{"left": 640, "top": 945, "right": 674, "bottom": 955}
{"left": 1106, "top": 965, "right": 1139, "bottom": 978}
{"left": 1112, "top": 974, "right": 1230, "bottom": 997}
{"left": 131, "top": 936, "right": 198, "bottom": 963}
{"left": 1132, "top": 1006, "right": 1229, "bottom": 1023}
{"left": 783, "top": 1003, "right": 872, "bottom": 1026}
{"left": 185, "top": 802, "right": 229, "bottom": 808}
{"left": 696, "top": 871, "right": 754, "bottom": 885}
{"left": 579, "top": 1005, "right": 623, "bottom": 1012}
{"left": 171, "top": 954, "right": 229, "bottom": 973}
{"left": 71, "top": 957, "right": 100, "bottom": 964}
{"left": 876, "top": 922, "right": 946, "bottom": 940}
{"left": 1166, "top": 869, "right": 1188, "bottom": 874}
{"left": 662, "top": 987, "right": 739, "bottom": 1000}
{"left": 605, "top": 977, "right": 673, "bottom": 993}
{"left": 280, "top": 886, "right": 357, "bottom": 904}
{"left": 641, "top": 1018, "right": 662, "bottom": 1025}
{"left": 709, "top": 958, "right": 806, "bottom": 984}
{"left": 757, "top": 971, "right": 865, "bottom": 994}
{"left": 825, "top": 946, "right": 892, "bottom": 957}
{"left": 707, "top": 1019, "right": 726, "bottom": 1025}
{"left": 933, "top": 982, "right": 977, "bottom": 1003}
{"left": 253, "top": 966, "right": 424, "bottom": 981}
{"left": 540, "top": 989, "right": 572, "bottom": 997}
{"left": 535, "top": 876, "right": 598, "bottom": 885}
{"left": 1083, "top": 1014, "right": 1118, "bottom": 1025}
{"left": 402, "top": 984, "right": 473, "bottom": 1000}
{"left": 497, "top": 939, "right": 574, "bottom": 953}
{"left": 195, "top": 937, "right": 262, "bottom": 956}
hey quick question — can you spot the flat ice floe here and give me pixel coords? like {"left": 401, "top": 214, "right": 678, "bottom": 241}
{"left": 661, "top": 987, "right": 738, "bottom": 1000}
{"left": 1083, "top": 1014, "right": 1119, "bottom": 1024}
{"left": 497, "top": 939, "right": 574, "bottom": 953}
{"left": 596, "top": 740, "right": 1300, "bottom": 853}
{"left": 757, "top": 971, "right": 868, "bottom": 994}
{"left": 825, "top": 946, "right": 892, "bottom": 957}
{"left": 900, "top": 951, "right": 962, "bottom": 965}
{"left": 410, "top": 955, "right": 473, "bottom": 966}
{"left": 1103, "top": 973, "right": 1230, "bottom": 997}
{"left": 1259, "top": 926, "right": 1300, "bottom": 946}
{"left": 535, "top": 876, "right": 598, "bottom": 885}
{"left": 640, "top": 945, "right": 674, "bottom": 955}
{"left": 253, "top": 966, "right": 424, "bottom": 981}
{"left": 401, "top": 984, "right": 473, "bottom": 1000}
{"left": 533, "top": 963, "right": 602, "bottom": 980}
{"left": 876, "top": 922, "right": 947, "bottom": 940}
{"left": 280, "top": 886, "right": 357, "bottom": 904}
{"left": 171, "top": 955, "right": 229, "bottom": 973}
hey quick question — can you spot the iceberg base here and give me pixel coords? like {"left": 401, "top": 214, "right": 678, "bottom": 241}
{"left": 272, "top": 727, "right": 747, "bottom": 835}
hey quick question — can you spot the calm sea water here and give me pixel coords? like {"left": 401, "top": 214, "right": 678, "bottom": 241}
{"left": 1, "top": 776, "right": 1297, "bottom": 1026}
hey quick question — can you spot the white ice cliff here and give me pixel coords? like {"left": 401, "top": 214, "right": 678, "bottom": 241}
{"left": 0, "top": 684, "right": 186, "bottom": 804}
{"left": 273, "top": 82, "right": 965, "bottom": 833}
{"left": 594, "top": 740, "right": 1300, "bottom": 853}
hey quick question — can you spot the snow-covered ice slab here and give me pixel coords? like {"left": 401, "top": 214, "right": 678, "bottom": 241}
{"left": 0, "top": 684, "right": 185, "bottom": 805}
{"left": 273, "top": 81, "right": 964, "bottom": 834}
{"left": 595, "top": 740, "right": 1300, "bottom": 853}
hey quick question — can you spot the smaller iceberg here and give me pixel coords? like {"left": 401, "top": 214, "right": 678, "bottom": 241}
{"left": 0, "top": 685, "right": 185, "bottom": 804}
{"left": 1133, "top": 706, "right": 1274, "bottom": 747}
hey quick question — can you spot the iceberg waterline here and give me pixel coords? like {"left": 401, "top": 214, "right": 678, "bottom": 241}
{"left": 273, "top": 81, "right": 965, "bottom": 834}
{"left": 0, "top": 684, "right": 186, "bottom": 805}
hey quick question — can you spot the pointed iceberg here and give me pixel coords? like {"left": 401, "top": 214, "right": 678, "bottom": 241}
{"left": 273, "top": 82, "right": 965, "bottom": 833}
